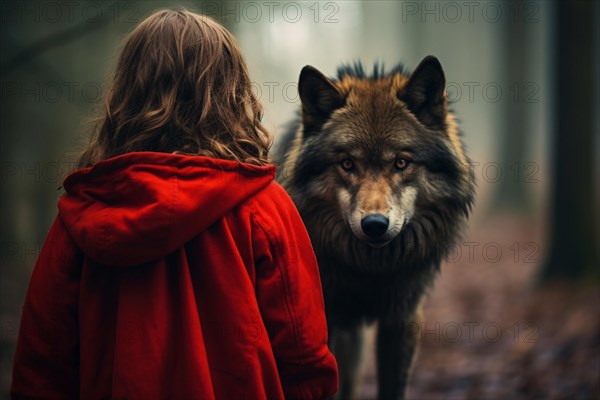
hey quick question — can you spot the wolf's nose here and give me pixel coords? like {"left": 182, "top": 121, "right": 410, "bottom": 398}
{"left": 361, "top": 214, "right": 389, "bottom": 237}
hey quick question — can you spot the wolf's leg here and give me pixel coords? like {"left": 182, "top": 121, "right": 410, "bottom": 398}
{"left": 329, "top": 324, "right": 365, "bottom": 400}
{"left": 375, "top": 315, "right": 421, "bottom": 400}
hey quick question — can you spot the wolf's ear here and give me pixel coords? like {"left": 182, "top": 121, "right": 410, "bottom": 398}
{"left": 398, "top": 56, "right": 447, "bottom": 128}
{"left": 299, "top": 65, "right": 345, "bottom": 133}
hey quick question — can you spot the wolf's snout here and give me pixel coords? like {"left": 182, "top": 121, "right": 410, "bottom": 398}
{"left": 361, "top": 214, "right": 389, "bottom": 237}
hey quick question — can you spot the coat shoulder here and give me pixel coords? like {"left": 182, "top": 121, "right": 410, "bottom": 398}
{"left": 242, "top": 181, "right": 302, "bottom": 237}
{"left": 247, "top": 181, "right": 296, "bottom": 214}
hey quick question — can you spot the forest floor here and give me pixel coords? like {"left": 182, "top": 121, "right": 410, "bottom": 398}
{"left": 358, "top": 215, "right": 599, "bottom": 400}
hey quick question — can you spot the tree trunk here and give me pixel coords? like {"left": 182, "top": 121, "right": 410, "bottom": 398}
{"left": 491, "top": 0, "right": 532, "bottom": 212}
{"left": 540, "top": 0, "right": 598, "bottom": 281}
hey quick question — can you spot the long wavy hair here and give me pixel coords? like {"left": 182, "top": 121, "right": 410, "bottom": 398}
{"left": 78, "top": 9, "right": 272, "bottom": 168}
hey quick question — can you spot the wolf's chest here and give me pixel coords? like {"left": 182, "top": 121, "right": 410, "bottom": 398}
{"left": 321, "top": 268, "right": 430, "bottom": 327}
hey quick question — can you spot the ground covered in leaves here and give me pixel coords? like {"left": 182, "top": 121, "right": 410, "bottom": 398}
{"left": 358, "top": 217, "right": 599, "bottom": 400}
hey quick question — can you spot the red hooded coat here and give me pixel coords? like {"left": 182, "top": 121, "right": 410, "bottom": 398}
{"left": 11, "top": 152, "right": 338, "bottom": 399}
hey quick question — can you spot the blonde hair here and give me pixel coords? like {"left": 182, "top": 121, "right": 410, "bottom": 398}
{"left": 78, "top": 9, "right": 272, "bottom": 168}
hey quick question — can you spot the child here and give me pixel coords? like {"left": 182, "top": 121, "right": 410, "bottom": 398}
{"left": 11, "top": 9, "right": 338, "bottom": 399}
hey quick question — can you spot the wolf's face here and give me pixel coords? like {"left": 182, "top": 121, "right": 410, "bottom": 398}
{"left": 287, "top": 57, "right": 472, "bottom": 249}
{"left": 319, "top": 100, "right": 428, "bottom": 248}
{"left": 327, "top": 142, "right": 420, "bottom": 248}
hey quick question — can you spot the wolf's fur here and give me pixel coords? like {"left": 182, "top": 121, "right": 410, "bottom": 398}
{"left": 276, "top": 56, "right": 475, "bottom": 400}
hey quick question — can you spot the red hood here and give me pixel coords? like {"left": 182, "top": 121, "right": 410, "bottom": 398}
{"left": 58, "top": 152, "right": 276, "bottom": 267}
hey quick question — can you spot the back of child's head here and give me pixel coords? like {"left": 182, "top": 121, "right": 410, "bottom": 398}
{"left": 79, "top": 9, "right": 271, "bottom": 168}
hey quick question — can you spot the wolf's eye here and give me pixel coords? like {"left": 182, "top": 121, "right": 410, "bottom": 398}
{"left": 394, "top": 158, "right": 410, "bottom": 171}
{"left": 340, "top": 159, "right": 355, "bottom": 171}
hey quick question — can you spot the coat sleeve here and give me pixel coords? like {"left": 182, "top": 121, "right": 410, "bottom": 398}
{"left": 252, "top": 187, "right": 338, "bottom": 400}
{"left": 11, "top": 216, "right": 81, "bottom": 399}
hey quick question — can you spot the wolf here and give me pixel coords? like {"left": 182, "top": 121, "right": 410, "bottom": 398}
{"left": 275, "top": 56, "right": 475, "bottom": 399}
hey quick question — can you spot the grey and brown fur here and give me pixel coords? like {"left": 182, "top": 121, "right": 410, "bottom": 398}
{"left": 275, "top": 56, "right": 475, "bottom": 400}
